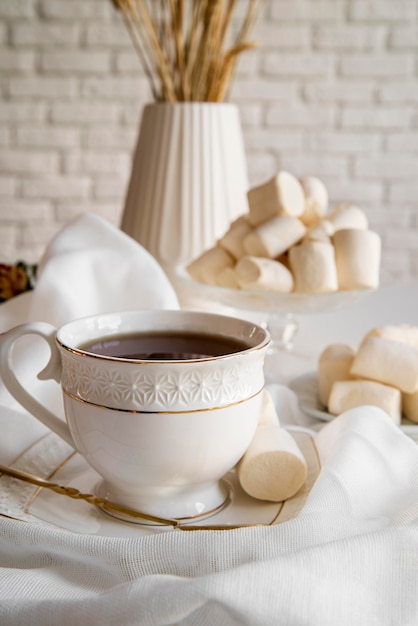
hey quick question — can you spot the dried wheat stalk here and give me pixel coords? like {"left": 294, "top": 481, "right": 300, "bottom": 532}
{"left": 112, "top": 0, "right": 264, "bottom": 102}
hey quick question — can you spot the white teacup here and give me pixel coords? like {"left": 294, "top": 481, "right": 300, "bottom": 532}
{"left": 0, "top": 310, "right": 270, "bottom": 522}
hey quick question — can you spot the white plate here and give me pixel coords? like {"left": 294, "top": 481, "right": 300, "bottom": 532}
{"left": 290, "top": 372, "right": 418, "bottom": 441}
{"left": 175, "top": 263, "right": 376, "bottom": 315}
{"left": 0, "top": 427, "right": 320, "bottom": 537}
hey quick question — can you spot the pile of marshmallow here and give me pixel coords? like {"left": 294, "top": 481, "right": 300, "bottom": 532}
{"left": 187, "top": 171, "right": 381, "bottom": 294}
{"left": 318, "top": 324, "right": 418, "bottom": 424}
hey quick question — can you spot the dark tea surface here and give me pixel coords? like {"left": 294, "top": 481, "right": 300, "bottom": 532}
{"left": 80, "top": 331, "right": 249, "bottom": 360}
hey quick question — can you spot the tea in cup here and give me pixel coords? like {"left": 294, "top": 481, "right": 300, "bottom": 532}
{"left": 0, "top": 310, "right": 270, "bottom": 522}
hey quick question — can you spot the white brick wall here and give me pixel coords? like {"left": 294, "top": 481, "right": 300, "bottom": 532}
{"left": 0, "top": 0, "right": 418, "bottom": 283}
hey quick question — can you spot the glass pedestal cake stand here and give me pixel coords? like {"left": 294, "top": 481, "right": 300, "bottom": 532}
{"left": 175, "top": 264, "right": 375, "bottom": 384}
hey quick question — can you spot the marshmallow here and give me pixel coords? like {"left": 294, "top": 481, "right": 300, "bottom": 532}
{"left": 247, "top": 171, "right": 305, "bottom": 226}
{"left": 237, "top": 392, "right": 307, "bottom": 502}
{"left": 328, "top": 379, "right": 401, "bottom": 424}
{"left": 299, "top": 176, "right": 329, "bottom": 226}
{"left": 215, "top": 266, "right": 240, "bottom": 289}
{"left": 258, "top": 390, "right": 280, "bottom": 426}
{"left": 218, "top": 215, "right": 252, "bottom": 261}
{"left": 288, "top": 240, "right": 338, "bottom": 293}
{"left": 304, "top": 219, "right": 334, "bottom": 243}
{"left": 366, "top": 324, "right": 418, "bottom": 350}
{"left": 333, "top": 228, "right": 381, "bottom": 290}
{"left": 243, "top": 216, "right": 306, "bottom": 259}
{"left": 328, "top": 203, "right": 368, "bottom": 231}
{"left": 350, "top": 336, "right": 418, "bottom": 394}
{"left": 235, "top": 256, "right": 294, "bottom": 292}
{"left": 318, "top": 343, "right": 356, "bottom": 408}
{"left": 187, "top": 246, "right": 234, "bottom": 285}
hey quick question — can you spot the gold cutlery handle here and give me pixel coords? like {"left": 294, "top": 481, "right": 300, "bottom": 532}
{"left": 0, "top": 463, "right": 179, "bottom": 527}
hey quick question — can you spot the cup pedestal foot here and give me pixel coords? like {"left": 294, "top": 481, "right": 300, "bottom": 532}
{"left": 94, "top": 478, "right": 232, "bottom": 525}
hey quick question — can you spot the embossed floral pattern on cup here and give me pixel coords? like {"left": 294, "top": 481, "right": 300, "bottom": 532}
{"left": 60, "top": 348, "right": 264, "bottom": 411}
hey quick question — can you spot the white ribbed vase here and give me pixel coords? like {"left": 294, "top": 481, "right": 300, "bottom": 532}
{"left": 120, "top": 103, "right": 249, "bottom": 275}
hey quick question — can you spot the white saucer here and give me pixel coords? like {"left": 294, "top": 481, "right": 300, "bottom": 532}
{"left": 290, "top": 372, "right": 418, "bottom": 442}
{"left": 0, "top": 427, "right": 320, "bottom": 538}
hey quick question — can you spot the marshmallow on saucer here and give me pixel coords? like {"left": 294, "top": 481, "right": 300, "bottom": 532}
{"left": 299, "top": 176, "right": 329, "bottom": 227}
{"left": 243, "top": 216, "right": 306, "bottom": 259}
{"left": 318, "top": 343, "right": 356, "bottom": 408}
{"left": 366, "top": 324, "right": 418, "bottom": 350}
{"left": 350, "top": 336, "right": 418, "bottom": 394}
{"left": 288, "top": 240, "right": 338, "bottom": 293}
{"left": 359, "top": 323, "right": 418, "bottom": 424}
{"left": 247, "top": 171, "right": 305, "bottom": 226}
{"left": 333, "top": 228, "right": 381, "bottom": 290}
{"left": 328, "top": 379, "right": 401, "bottom": 424}
{"left": 237, "top": 391, "right": 308, "bottom": 502}
{"left": 234, "top": 256, "right": 294, "bottom": 292}
{"left": 186, "top": 246, "right": 234, "bottom": 285}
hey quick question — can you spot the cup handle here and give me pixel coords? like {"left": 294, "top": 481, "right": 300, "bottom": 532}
{"left": 0, "top": 322, "right": 75, "bottom": 447}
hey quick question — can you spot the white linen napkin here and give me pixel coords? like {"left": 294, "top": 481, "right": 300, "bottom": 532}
{"left": 28, "top": 211, "right": 179, "bottom": 326}
{"left": 1, "top": 214, "right": 418, "bottom": 625}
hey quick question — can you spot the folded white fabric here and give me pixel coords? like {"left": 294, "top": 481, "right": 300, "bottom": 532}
{"left": 28, "top": 211, "right": 179, "bottom": 326}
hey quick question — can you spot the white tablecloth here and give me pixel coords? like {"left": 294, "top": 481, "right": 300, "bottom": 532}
{"left": 1, "top": 283, "right": 418, "bottom": 625}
